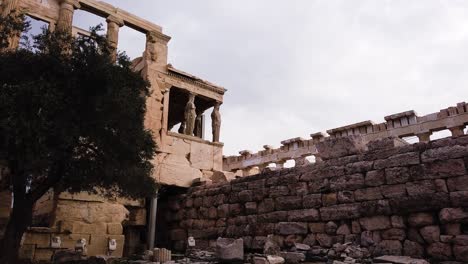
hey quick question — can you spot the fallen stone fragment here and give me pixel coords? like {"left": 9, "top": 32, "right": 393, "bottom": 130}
{"left": 267, "top": 255, "right": 285, "bottom": 264}
{"left": 294, "top": 242, "right": 311, "bottom": 251}
{"left": 373, "top": 255, "right": 430, "bottom": 264}
{"left": 279, "top": 251, "right": 305, "bottom": 264}
{"left": 216, "top": 237, "right": 244, "bottom": 262}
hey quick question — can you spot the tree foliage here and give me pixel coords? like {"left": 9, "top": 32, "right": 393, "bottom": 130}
{"left": 0, "top": 15, "right": 158, "bottom": 263}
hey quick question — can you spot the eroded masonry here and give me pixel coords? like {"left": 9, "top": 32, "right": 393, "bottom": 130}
{"left": 2, "top": 0, "right": 468, "bottom": 263}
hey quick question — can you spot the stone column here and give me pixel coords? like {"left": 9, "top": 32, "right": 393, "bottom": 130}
{"left": 106, "top": 15, "right": 124, "bottom": 62}
{"left": 211, "top": 102, "right": 221, "bottom": 142}
{"left": 194, "top": 112, "right": 205, "bottom": 139}
{"left": 56, "top": 0, "right": 79, "bottom": 34}
{"left": 184, "top": 93, "right": 196, "bottom": 136}
{"left": 147, "top": 191, "right": 158, "bottom": 250}
{"left": 449, "top": 126, "right": 465, "bottom": 137}
{"left": 417, "top": 131, "right": 432, "bottom": 143}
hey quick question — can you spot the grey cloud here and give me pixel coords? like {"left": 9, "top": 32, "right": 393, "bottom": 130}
{"left": 80, "top": 0, "right": 468, "bottom": 155}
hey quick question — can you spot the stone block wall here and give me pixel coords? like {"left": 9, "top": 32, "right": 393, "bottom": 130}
{"left": 19, "top": 193, "right": 136, "bottom": 262}
{"left": 167, "top": 135, "right": 468, "bottom": 262}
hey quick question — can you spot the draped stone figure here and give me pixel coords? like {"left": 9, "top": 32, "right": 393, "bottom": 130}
{"left": 211, "top": 102, "right": 221, "bottom": 142}
{"left": 194, "top": 113, "right": 203, "bottom": 138}
{"left": 184, "top": 94, "right": 196, "bottom": 136}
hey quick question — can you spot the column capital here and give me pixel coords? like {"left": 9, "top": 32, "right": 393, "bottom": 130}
{"left": 59, "top": 0, "right": 80, "bottom": 9}
{"left": 106, "top": 15, "right": 124, "bottom": 27}
{"left": 146, "top": 30, "right": 171, "bottom": 44}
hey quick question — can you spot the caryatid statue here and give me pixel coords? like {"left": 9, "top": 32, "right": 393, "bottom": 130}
{"left": 211, "top": 102, "right": 221, "bottom": 142}
{"left": 183, "top": 93, "right": 196, "bottom": 136}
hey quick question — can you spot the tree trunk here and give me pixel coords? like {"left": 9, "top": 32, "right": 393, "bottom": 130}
{"left": 0, "top": 193, "right": 33, "bottom": 264}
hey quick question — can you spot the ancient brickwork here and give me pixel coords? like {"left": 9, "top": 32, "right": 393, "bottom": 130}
{"left": 168, "top": 135, "right": 468, "bottom": 262}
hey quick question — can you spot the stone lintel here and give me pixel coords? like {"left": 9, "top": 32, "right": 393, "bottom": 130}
{"left": 384, "top": 110, "right": 417, "bottom": 121}
{"left": 280, "top": 137, "right": 306, "bottom": 145}
{"left": 326, "top": 120, "right": 374, "bottom": 134}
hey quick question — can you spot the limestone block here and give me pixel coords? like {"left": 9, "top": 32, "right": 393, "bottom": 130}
{"left": 126, "top": 207, "right": 147, "bottom": 226}
{"left": 276, "top": 222, "right": 308, "bottom": 235}
{"left": 87, "top": 234, "right": 124, "bottom": 257}
{"left": 164, "top": 136, "right": 191, "bottom": 155}
{"left": 18, "top": 244, "right": 35, "bottom": 260}
{"left": 154, "top": 153, "right": 203, "bottom": 187}
{"left": 315, "top": 136, "right": 367, "bottom": 160}
{"left": 107, "top": 223, "right": 123, "bottom": 235}
{"left": 33, "top": 248, "right": 54, "bottom": 262}
{"left": 213, "top": 146, "right": 223, "bottom": 171}
{"left": 216, "top": 237, "right": 244, "bottom": 262}
{"left": 60, "top": 221, "right": 107, "bottom": 235}
{"left": 359, "top": 216, "right": 391, "bottom": 231}
{"left": 190, "top": 141, "right": 214, "bottom": 170}
{"left": 23, "top": 231, "right": 51, "bottom": 247}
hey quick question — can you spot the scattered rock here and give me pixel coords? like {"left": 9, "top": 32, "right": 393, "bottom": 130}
{"left": 216, "top": 237, "right": 244, "bottom": 262}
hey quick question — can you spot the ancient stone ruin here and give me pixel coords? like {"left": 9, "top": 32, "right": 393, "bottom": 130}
{"left": 1, "top": 0, "right": 468, "bottom": 263}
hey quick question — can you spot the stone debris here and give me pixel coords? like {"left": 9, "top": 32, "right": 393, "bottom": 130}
{"left": 216, "top": 237, "right": 244, "bottom": 262}
{"left": 373, "top": 255, "right": 430, "bottom": 264}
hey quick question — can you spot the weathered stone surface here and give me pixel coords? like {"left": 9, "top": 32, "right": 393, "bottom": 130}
{"left": 330, "top": 174, "right": 365, "bottom": 191}
{"left": 450, "top": 191, "right": 468, "bottom": 207}
{"left": 315, "top": 136, "right": 367, "bottom": 160}
{"left": 408, "top": 213, "right": 434, "bottom": 227}
{"left": 386, "top": 167, "right": 410, "bottom": 184}
{"left": 309, "top": 222, "right": 325, "bottom": 233}
{"left": 279, "top": 251, "right": 305, "bottom": 264}
{"left": 359, "top": 216, "right": 391, "bottom": 231}
{"left": 264, "top": 234, "right": 281, "bottom": 255}
{"left": 365, "top": 170, "right": 386, "bottom": 187}
{"left": 403, "top": 240, "right": 424, "bottom": 258}
{"left": 421, "top": 145, "right": 468, "bottom": 163}
{"left": 447, "top": 176, "right": 468, "bottom": 192}
{"left": 325, "top": 221, "right": 338, "bottom": 235}
{"left": 374, "top": 240, "right": 402, "bottom": 256}
{"left": 337, "top": 191, "right": 355, "bottom": 203}
{"left": 419, "top": 159, "right": 466, "bottom": 179}
{"left": 355, "top": 187, "right": 383, "bottom": 201}
{"left": 287, "top": 209, "right": 319, "bottom": 222}
{"left": 453, "top": 245, "right": 468, "bottom": 262}
{"left": 374, "top": 152, "right": 420, "bottom": 170}
{"left": 381, "top": 228, "right": 406, "bottom": 241}
{"left": 320, "top": 203, "right": 361, "bottom": 221}
{"left": 420, "top": 225, "right": 440, "bottom": 243}
{"left": 381, "top": 184, "right": 407, "bottom": 198}
{"left": 216, "top": 237, "right": 244, "bottom": 262}
{"left": 439, "top": 208, "right": 468, "bottom": 223}
{"left": 316, "top": 233, "right": 333, "bottom": 247}
{"left": 336, "top": 224, "right": 351, "bottom": 235}
{"left": 302, "top": 194, "right": 322, "bottom": 208}
{"left": 276, "top": 222, "right": 308, "bottom": 235}
{"left": 427, "top": 242, "right": 452, "bottom": 260}
{"left": 275, "top": 196, "right": 302, "bottom": 211}
{"left": 322, "top": 193, "right": 337, "bottom": 206}
{"left": 374, "top": 255, "right": 429, "bottom": 264}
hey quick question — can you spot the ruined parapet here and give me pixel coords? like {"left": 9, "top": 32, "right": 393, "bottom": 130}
{"left": 168, "top": 135, "right": 468, "bottom": 262}
{"left": 223, "top": 102, "right": 468, "bottom": 173}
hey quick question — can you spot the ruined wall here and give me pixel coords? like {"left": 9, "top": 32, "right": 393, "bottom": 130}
{"left": 167, "top": 135, "right": 468, "bottom": 262}
{"left": 19, "top": 191, "right": 137, "bottom": 262}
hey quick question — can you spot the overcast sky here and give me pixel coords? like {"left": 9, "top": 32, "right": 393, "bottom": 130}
{"left": 70, "top": 0, "right": 468, "bottom": 156}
